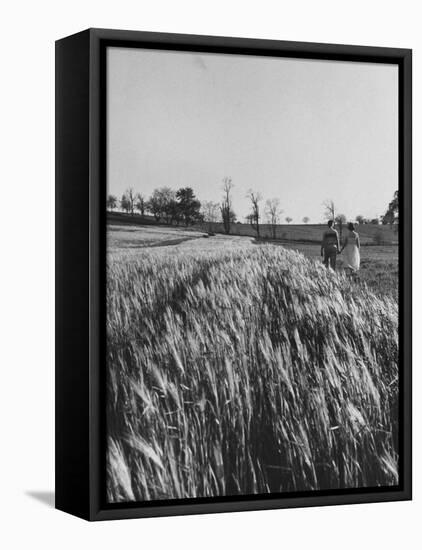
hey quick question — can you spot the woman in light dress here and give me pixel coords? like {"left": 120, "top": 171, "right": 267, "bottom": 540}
{"left": 340, "top": 222, "right": 361, "bottom": 276}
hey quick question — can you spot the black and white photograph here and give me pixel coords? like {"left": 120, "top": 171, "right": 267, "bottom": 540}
{"left": 3, "top": 0, "right": 420, "bottom": 542}
{"left": 105, "top": 46, "right": 400, "bottom": 504}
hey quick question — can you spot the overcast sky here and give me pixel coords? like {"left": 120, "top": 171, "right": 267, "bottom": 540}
{"left": 107, "top": 47, "right": 398, "bottom": 223}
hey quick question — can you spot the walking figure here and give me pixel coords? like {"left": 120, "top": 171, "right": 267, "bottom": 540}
{"left": 340, "top": 222, "right": 361, "bottom": 280}
{"left": 321, "top": 220, "right": 340, "bottom": 270}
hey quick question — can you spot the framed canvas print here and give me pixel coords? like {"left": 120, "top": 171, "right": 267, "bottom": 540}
{"left": 55, "top": 28, "right": 412, "bottom": 521}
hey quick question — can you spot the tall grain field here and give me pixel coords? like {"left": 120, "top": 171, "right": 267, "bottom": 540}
{"left": 106, "top": 245, "right": 398, "bottom": 502}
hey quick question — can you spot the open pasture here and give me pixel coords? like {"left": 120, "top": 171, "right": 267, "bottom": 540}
{"left": 279, "top": 241, "right": 398, "bottom": 300}
{"left": 200, "top": 221, "right": 398, "bottom": 245}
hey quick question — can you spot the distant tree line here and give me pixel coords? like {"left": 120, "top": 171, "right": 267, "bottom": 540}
{"left": 107, "top": 186, "right": 202, "bottom": 227}
{"left": 107, "top": 178, "right": 296, "bottom": 237}
{"left": 322, "top": 190, "right": 399, "bottom": 237}
{"left": 106, "top": 183, "right": 399, "bottom": 236}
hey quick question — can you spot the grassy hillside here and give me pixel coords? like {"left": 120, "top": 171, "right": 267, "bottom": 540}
{"left": 202, "top": 221, "right": 398, "bottom": 245}
{"left": 106, "top": 243, "right": 398, "bottom": 502}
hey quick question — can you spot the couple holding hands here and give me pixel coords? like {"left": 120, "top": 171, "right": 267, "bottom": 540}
{"left": 321, "top": 220, "right": 360, "bottom": 273}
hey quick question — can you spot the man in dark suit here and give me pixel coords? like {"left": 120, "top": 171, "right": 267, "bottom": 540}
{"left": 321, "top": 220, "right": 340, "bottom": 270}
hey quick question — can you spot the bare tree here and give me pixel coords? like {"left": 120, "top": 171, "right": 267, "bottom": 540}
{"left": 323, "top": 199, "right": 336, "bottom": 222}
{"left": 335, "top": 213, "right": 347, "bottom": 240}
{"left": 201, "top": 201, "right": 220, "bottom": 232}
{"left": 123, "top": 187, "right": 136, "bottom": 215}
{"left": 285, "top": 216, "right": 293, "bottom": 224}
{"left": 220, "top": 177, "right": 236, "bottom": 234}
{"left": 135, "top": 193, "right": 146, "bottom": 216}
{"left": 120, "top": 193, "right": 130, "bottom": 214}
{"left": 265, "top": 198, "right": 283, "bottom": 239}
{"left": 302, "top": 216, "right": 310, "bottom": 224}
{"left": 247, "top": 190, "right": 262, "bottom": 237}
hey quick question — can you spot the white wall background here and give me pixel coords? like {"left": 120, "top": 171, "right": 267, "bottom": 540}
{"left": 0, "top": 1, "right": 419, "bottom": 548}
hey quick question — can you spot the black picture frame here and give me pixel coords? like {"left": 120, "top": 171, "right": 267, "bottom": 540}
{"left": 55, "top": 28, "right": 412, "bottom": 521}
